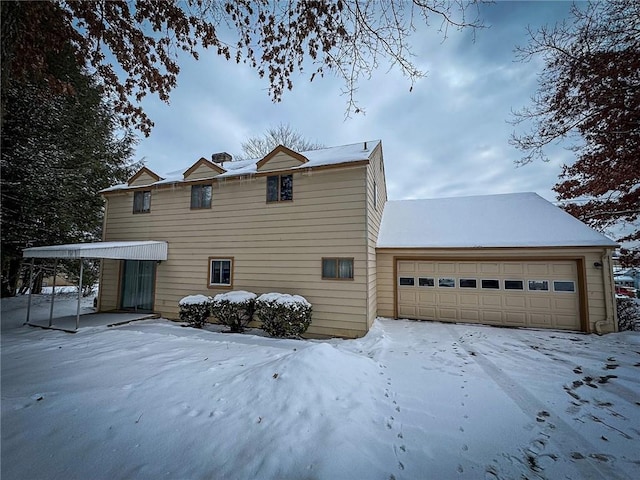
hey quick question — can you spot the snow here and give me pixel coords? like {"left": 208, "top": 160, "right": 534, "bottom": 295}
{"left": 377, "top": 192, "right": 618, "bottom": 248}
{"left": 213, "top": 290, "right": 257, "bottom": 303}
{"left": 2, "top": 295, "right": 639, "bottom": 480}
{"left": 100, "top": 140, "right": 380, "bottom": 192}
{"left": 178, "top": 294, "right": 211, "bottom": 306}
{"left": 257, "top": 292, "right": 311, "bottom": 307}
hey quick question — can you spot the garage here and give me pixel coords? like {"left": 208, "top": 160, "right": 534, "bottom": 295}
{"left": 376, "top": 193, "right": 619, "bottom": 333}
{"left": 396, "top": 259, "right": 582, "bottom": 330}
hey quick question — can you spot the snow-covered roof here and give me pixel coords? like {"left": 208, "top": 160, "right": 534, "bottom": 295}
{"left": 23, "top": 241, "right": 168, "bottom": 260}
{"left": 102, "top": 140, "right": 380, "bottom": 193}
{"left": 377, "top": 192, "right": 618, "bottom": 249}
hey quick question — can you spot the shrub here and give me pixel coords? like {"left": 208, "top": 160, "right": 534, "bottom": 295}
{"left": 178, "top": 294, "right": 212, "bottom": 328}
{"left": 210, "top": 291, "right": 257, "bottom": 333}
{"left": 255, "top": 293, "right": 312, "bottom": 338}
{"left": 617, "top": 296, "right": 640, "bottom": 332}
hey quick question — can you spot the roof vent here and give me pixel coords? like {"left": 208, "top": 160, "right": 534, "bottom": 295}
{"left": 363, "top": 141, "right": 368, "bottom": 151}
{"left": 212, "top": 152, "right": 232, "bottom": 165}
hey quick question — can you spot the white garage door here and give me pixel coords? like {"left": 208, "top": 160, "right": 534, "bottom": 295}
{"left": 397, "top": 260, "right": 581, "bottom": 330}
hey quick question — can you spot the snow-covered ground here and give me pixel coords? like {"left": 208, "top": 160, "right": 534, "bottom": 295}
{"left": 1, "top": 295, "right": 639, "bottom": 480}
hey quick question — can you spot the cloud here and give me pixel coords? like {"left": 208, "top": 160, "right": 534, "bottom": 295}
{"left": 135, "top": 1, "right": 574, "bottom": 204}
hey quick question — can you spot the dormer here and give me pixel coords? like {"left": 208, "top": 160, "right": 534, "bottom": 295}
{"left": 127, "top": 166, "right": 162, "bottom": 186}
{"left": 183, "top": 157, "right": 226, "bottom": 181}
{"left": 256, "top": 145, "right": 309, "bottom": 172}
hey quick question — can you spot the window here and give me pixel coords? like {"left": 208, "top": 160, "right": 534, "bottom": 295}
{"left": 528, "top": 280, "right": 549, "bottom": 291}
{"left": 399, "top": 277, "right": 415, "bottom": 286}
{"left": 459, "top": 279, "right": 477, "bottom": 288}
{"left": 133, "top": 191, "right": 151, "bottom": 213}
{"left": 373, "top": 180, "right": 378, "bottom": 210}
{"left": 267, "top": 174, "right": 293, "bottom": 202}
{"left": 553, "top": 281, "right": 575, "bottom": 292}
{"left": 438, "top": 278, "right": 455, "bottom": 288}
{"left": 419, "top": 277, "right": 434, "bottom": 287}
{"left": 481, "top": 279, "right": 500, "bottom": 289}
{"left": 504, "top": 280, "right": 524, "bottom": 290}
{"left": 322, "top": 258, "right": 354, "bottom": 280}
{"left": 191, "top": 184, "right": 212, "bottom": 209}
{"left": 208, "top": 258, "right": 233, "bottom": 287}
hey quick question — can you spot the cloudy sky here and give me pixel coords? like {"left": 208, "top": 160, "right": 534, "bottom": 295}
{"left": 135, "top": 1, "right": 575, "bottom": 205}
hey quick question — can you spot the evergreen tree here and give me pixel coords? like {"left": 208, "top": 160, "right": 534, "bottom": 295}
{"left": 1, "top": 47, "right": 137, "bottom": 296}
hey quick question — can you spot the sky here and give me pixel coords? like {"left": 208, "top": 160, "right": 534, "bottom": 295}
{"left": 134, "top": 1, "right": 575, "bottom": 205}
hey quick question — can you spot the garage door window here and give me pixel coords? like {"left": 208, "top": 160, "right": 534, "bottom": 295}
{"left": 459, "top": 279, "right": 477, "bottom": 288}
{"left": 439, "top": 278, "right": 455, "bottom": 288}
{"left": 528, "top": 280, "right": 549, "bottom": 291}
{"left": 419, "top": 277, "right": 435, "bottom": 287}
{"left": 481, "top": 279, "right": 500, "bottom": 289}
{"left": 553, "top": 281, "right": 575, "bottom": 292}
{"left": 399, "top": 277, "right": 415, "bottom": 286}
{"left": 504, "top": 280, "right": 524, "bottom": 290}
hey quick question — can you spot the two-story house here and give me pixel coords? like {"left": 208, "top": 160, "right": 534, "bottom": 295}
{"left": 99, "top": 141, "right": 386, "bottom": 338}
{"left": 97, "top": 140, "right": 619, "bottom": 337}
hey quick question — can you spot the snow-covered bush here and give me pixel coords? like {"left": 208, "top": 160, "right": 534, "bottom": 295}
{"left": 178, "top": 295, "right": 212, "bottom": 328}
{"left": 210, "top": 291, "right": 257, "bottom": 333}
{"left": 255, "top": 293, "right": 312, "bottom": 338}
{"left": 617, "top": 296, "right": 640, "bottom": 331}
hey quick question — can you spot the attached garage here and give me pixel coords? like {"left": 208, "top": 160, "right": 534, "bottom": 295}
{"left": 376, "top": 193, "right": 618, "bottom": 333}
{"left": 396, "top": 259, "right": 583, "bottom": 330}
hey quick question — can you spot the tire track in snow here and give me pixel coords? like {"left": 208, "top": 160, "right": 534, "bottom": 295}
{"left": 444, "top": 324, "right": 631, "bottom": 480}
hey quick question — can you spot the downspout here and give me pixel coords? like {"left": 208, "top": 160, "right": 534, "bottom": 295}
{"left": 594, "top": 250, "right": 615, "bottom": 334}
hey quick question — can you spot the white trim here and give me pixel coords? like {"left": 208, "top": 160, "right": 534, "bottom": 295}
{"left": 23, "top": 241, "right": 168, "bottom": 260}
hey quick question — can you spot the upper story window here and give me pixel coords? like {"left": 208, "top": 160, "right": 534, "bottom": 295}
{"left": 267, "top": 174, "right": 293, "bottom": 203}
{"left": 133, "top": 191, "right": 151, "bottom": 214}
{"left": 191, "top": 184, "right": 212, "bottom": 209}
{"left": 373, "top": 180, "right": 378, "bottom": 210}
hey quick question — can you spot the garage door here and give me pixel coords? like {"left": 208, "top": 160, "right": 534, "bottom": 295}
{"left": 397, "top": 260, "right": 581, "bottom": 330}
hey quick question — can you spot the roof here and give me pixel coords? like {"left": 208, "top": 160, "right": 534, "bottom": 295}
{"left": 102, "top": 140, "right": 380, "bottom": 193}
{"left": 23, "top": 241, "right": 168, "bottom": 260}
{"left": 377, "top": 192, "right": 618, "bottom": 249}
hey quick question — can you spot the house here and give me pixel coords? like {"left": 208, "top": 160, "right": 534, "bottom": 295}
{"left": 97, "top": 140, "right": 619, "bottom": 337}
{"left": 614, "top": 267, "right": 640, "bottom": 290}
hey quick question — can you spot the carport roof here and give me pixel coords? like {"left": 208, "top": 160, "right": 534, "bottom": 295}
{"left": 23, "top": 241, "right": 168, "bottom": 260}
{"left": 377, "top": 192, "right": 618, "bottom": 249}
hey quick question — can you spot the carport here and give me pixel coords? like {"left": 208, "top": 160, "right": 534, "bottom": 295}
{"left": 22, "top": 241, "right": 168, "bottom": 331}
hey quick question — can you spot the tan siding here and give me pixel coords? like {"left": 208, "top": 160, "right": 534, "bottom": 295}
{"left": 376, "top": 248, "right": 617, "bottom": 333}
{"left": 365, "top": 144, "right": 387, "bottom": 328}
{"left": 99, "top": 259, "right": 120, "bottom": 310}
{"left": 129, "top": 172, "right": 157, "bottom": 186}
{"left": 184, "top": 164, "right": 220, "bottom": 180}
{"left": 257, "top": 152, "right": 304, "bottom": 171}
{"left": 102, "top": 166, "right": 370, "bottom": 337}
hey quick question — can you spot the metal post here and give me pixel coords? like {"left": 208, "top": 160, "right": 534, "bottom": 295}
{"left": 48, "top": 259, "right": 58, "bottom": 327}
{"left": 25, "top": 259, "right": 35, "bottom": 325}
{"left": 76, "top": 259, "right": 84, "bottom": 330}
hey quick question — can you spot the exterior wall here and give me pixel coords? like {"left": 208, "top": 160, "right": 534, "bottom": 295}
{"left": 376, "top": 247, "right": 617, "bottom": 333}
{"left": 98, "top": 258, "right": 120, "bottom": 311}
{"left": 365, "top": 143, "right": 387, "bottom": 328}
{"left": 129, "top": 171, "right": 157, "bottom": 186}
{"left": 257, "top": 153, "right": 305, "bottom": 171}
{"left": 185, "top": 164, "right": 221, "bottom": 180}
{"left": 100, "top": 165, "right": 370, "bottom": 338}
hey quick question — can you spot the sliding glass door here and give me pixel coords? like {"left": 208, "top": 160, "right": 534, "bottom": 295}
{"left": 120, "top": 260, "right": 156, "bottom": 312}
